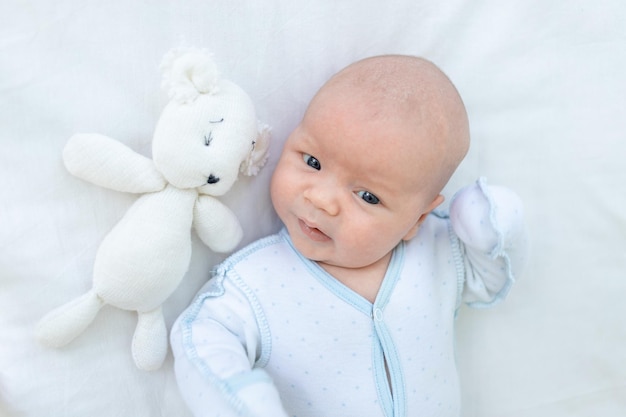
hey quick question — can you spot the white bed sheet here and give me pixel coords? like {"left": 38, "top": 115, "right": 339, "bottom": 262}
{"left": 1, "top": 1, "right": 625, "bottom": 416}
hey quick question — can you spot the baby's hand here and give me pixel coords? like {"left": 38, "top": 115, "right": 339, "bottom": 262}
{"left": 449, "top": 179, "right": 524, "bottom": 254}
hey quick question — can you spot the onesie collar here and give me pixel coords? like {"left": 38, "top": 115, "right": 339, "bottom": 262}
{"left": 279, "top": 228, "right": 405, "bottom": 317}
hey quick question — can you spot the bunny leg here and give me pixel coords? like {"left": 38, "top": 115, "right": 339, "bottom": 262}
{"left": 36, "top": 290, "right": 104, "bottom": 348}
{"left": 132, "top": 306, "right": 168, "bottom": 371}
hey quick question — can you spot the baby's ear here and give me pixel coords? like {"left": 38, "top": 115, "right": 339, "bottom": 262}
{"left": 402, "top": 194, "right": 445, "bottom": 241}
{"left": 240, "top": 122, "right": 271, "bottom": 176}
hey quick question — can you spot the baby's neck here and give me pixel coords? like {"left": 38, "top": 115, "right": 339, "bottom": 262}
{"left": 317, "top": 252, "right": 392, "bottom": 304}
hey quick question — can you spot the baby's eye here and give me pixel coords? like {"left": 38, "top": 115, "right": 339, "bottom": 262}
{"left": 303, "top": 154, "right": 321, "bottom": 170}
{"left": 357, "top": 190, "right": 380, "bottom": 205}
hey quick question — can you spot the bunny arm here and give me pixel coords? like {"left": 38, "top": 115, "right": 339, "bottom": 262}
{"left": 63, "top": 133, "right": 167, "bottom": 193}
{"left": 193, "top": 195, "right": 243, "bottom": 253}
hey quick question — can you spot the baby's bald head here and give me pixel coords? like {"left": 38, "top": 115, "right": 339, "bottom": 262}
{"left": 312, "top": 55, "right": 470, "bottom": 198}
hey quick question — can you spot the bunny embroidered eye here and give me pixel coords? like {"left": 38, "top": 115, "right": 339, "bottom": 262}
{"left": 357, "top": 190, "right": 380, "bottom": 205}
{"left": 204, "top": 131, "right": 213, "bottom": 146}
{"left": 303, "top": 153, "right": 321, "bottom": 170}
{"left": 204, "top": 118, "right": 224, "bottom": 146}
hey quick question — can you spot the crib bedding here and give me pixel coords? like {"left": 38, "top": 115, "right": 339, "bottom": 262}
{"left": 1, "top": 1, "right": 625, "bottom": 416}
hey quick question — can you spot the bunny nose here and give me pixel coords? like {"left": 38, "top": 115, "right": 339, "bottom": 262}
{"left": 207, "top": 174, "right": 220, "bottom": 184}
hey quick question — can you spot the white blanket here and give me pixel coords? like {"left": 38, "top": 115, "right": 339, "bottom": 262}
{"left": 1, "top": 1, "right": 625, "bottom": 416}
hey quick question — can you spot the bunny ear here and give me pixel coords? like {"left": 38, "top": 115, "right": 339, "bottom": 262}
{"left": 240, "top": 122, "right": 271, "bottom": 176}
{"left": 160, "top": 47, "right": 220, "bottom": 103}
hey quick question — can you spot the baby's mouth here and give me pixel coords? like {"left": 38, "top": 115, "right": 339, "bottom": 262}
{"left": 298, "top": 219, "right": 330, "bottom": 242}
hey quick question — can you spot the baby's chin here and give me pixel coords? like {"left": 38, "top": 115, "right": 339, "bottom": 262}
{"left": 312, "top": 255, "right": 382, "bottom": 273}
{"left": 286, "top": 226, "right": 387, "bottom": 271}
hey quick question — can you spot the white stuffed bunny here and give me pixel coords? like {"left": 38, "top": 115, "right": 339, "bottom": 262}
{"left": 36, "top": 48, "right": 270, "bottom": 371}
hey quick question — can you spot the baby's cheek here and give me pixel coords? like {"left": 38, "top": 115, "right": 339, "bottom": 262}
{"left": 269, "top": 172, "right": 295, "bottom": 221}
{"left": 269, "top": 167, "right": 286, "bottom": 204}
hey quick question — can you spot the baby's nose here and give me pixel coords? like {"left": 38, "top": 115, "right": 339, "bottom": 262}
{"left": 304, "top": 184, "right": 339, "bottom": 216}
{"left": 207, "top": 174, "right": 220, "bottom": 184}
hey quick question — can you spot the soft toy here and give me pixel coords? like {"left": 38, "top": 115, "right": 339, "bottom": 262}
{"left": 36, "top": 48, "right": 270, "bottom": 371}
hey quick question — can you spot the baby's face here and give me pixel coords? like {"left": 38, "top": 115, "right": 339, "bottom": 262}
{"left": 270, "top": 84, "right": 442, "bottom": 272}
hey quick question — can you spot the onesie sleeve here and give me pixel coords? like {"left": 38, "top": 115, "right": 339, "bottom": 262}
{"left": 449, "top": 178, "right": 528, "bottom": 308}
{"left": 170, "top": 271, "right": 289, "bottom": 417}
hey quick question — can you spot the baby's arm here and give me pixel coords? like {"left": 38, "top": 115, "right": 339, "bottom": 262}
{"left": 449, "top": 178, "right": 528, "bottom": 307}
{"left": 63, "top": 133, "right": 166, "bottom": 193}
{"left": 171, "top": 276, "right": 288, "bottom": 417}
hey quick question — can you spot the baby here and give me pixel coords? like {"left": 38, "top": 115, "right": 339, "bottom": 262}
{"left": 171, "top": 55, "right": 527, "bottom": 417}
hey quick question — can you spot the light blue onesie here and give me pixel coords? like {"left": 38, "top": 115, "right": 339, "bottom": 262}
{"left": 171, "top": 179, "right": 527, "bottom": 417}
